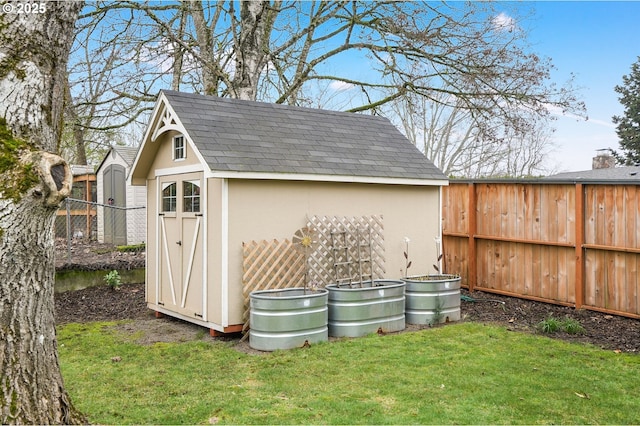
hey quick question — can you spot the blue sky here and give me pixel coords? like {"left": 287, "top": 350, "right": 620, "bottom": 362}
{"left": 515, "top": 1, "right": 640, "bottom": 172}
{"left": 71, "top": 1, "right": 639, "bottom": 173}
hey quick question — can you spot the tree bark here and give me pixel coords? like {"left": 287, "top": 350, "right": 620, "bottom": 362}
{"left": 190, "top": 1, "right": 220, "bottom": 95}
{"left": 0, "top": 2, "right": 86, "bottom": 424}
{"left": 232, "top": 0, "right": 279, "bottom": 100}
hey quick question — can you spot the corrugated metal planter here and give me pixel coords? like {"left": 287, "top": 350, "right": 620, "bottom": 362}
{"left": 402, "top": 274, "right": 461, "bottom": 325}
{"left": 249, "top": 288, "right": 328, "bottom": 351}
{"left": 326, "top": 279, "right": 406, "bottom": 338}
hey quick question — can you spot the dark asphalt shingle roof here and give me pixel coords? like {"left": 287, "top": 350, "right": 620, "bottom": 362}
{"left": 162, "top": 90, "right": 446, "bottom": 181}
{"left": 114, "top": 146, "right": 139, "bottom": 167}
{"left": 546, "top": 166, "right": 640, "bottom": 182}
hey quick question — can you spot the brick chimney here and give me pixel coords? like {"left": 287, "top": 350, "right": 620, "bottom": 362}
{"left": 592, "top": 149, "right": 615, "bottom": 169}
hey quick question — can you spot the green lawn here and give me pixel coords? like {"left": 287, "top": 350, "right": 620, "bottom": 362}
{"left": 58, "top": 321, "right": 640, "bottom": 425}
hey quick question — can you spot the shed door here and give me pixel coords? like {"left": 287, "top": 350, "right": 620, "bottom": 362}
{"left": 157, "top": 174, "right": 204, "bottom": 318}
{"left": 103, "top": 164, "right": 127, "bottom": 245}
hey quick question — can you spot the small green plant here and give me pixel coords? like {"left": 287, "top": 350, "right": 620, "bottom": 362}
{"left": 537, "top": 317, "right": 562, "bottom": 333}
{"left": 562, "top": 318, "right": 586, "bottom": 335}
{"left": 104, "top": 270, "right": 122, "bottom": 290}
{"left": 537, "top": 316, "right": 585, "bottom": 335}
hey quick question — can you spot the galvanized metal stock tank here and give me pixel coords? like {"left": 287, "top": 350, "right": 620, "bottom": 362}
{"left": 326, "top": 279, "right": 406, "bottom": 337}
{"left": 249, "top": 287, "right": 329, "bottom": 351}
{"left": 402, "top": 274, "right": 461, "bottom": 325}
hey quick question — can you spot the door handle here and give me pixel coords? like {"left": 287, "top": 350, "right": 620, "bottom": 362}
{"left": 176, "top": 240, "right": 182, "bottom": 246}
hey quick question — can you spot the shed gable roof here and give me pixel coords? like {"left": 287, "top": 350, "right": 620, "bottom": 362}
{"left": 134, "top": 90, "right": 447, "bottom": 184}
{"left": 96, "top": 146, "right": 140, "bottom": 174}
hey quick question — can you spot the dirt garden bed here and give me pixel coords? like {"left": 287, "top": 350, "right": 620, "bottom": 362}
{"left": 54, "top": 281, "right": 640, "bottom": 354}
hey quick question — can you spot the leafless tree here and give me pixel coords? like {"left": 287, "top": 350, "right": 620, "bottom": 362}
{"left": 65, "top": 1, "right": 584, "bottom": 170}
{"left": 0, "top": 3, "right": 87, "bottom": 423}
{"left": 387, "top": 88, "right": 559, "bottom": 177}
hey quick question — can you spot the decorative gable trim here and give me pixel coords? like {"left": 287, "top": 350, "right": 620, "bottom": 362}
{"left": 130, "top": 92, "right": 210, "bottom": 186}
{"left": 151, "top": 103, "right": 185, "bottom": 142}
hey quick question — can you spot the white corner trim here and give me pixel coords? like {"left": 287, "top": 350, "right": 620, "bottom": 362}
{"left": 221, "top": 178, "right": 229, "bottom": 327}
{"left": 201, "top": 176, "right": 208, "bottom": 322}
{"left": 154, "top": 181, "right": 161, "bottom": 306}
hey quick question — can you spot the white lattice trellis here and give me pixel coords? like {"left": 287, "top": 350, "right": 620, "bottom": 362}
{"left": 241, "top": 239, "right": 305, "bottom": 327}
{"left": 306, "top": 215, "right": 385, "bottom": 286}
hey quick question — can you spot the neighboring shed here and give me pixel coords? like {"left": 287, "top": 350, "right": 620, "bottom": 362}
{"left": 130, "top": 90, "right": 448, "bottom": 334}
{"left": 55, "top": 165, "right": 96, "bottom": 239}
{"left": 96, "top": 146, "right": 146, "bottom": 245}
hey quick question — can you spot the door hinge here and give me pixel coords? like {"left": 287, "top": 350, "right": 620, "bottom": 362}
{"left": 158, "top": 301, "right": 164, "bottom": 306}
{"left": 194, "top": 313, "right": 203, "bottom": 318}
{"left": 159, "top": 213, "right": 165, "bottom": 216}
{"left": 195, "top": 213, "right": 203, "bottom": 217}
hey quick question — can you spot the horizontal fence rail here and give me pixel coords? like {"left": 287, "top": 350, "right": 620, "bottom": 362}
{"left": 443, "top": 181, "right": 640, "bottom": 319}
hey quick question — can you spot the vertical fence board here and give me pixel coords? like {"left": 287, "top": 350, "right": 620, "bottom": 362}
{"left": 636, "top": 186, "right": 640, "bottom": 248}
{"left": 522, "top": 243, "right": 533, "bottom": 295}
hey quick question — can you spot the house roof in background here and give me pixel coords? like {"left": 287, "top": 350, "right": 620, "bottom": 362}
{"left": 70, "top": 164, "right": 94, "bottom": 176}
{"left": 158, "top": 90, "right": 447, "bottom": 183}
{"left": 546, "top": 166, "right": 640, "bottom": 182}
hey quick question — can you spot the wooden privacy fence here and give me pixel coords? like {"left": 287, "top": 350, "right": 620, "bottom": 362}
{"left": 443, "top": 181, "right": 640, "bottom": 319}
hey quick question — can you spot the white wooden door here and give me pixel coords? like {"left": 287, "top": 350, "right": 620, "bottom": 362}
{"left": 157, "top": 173, "right": 204, "bottom": 319}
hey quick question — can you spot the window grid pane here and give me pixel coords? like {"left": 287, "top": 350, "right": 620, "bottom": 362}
{"left": 174, "top": 136, "right": 185, "bottom": 160}
{"left": 183, "top": 181, "right": 200, "bottom": 213}
{"left": 162, "top": 183, "right": 177, "bottom": 212}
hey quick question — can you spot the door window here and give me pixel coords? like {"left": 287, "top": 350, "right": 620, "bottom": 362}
{"left": 162, "top": 182, "right": 177, "bottom": 212}
{"left": 183, "top": 181, "right": 200, "bottom": 213}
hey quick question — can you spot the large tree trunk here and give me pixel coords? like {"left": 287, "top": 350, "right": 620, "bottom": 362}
{"left": 232, "top": 0, "right": 278, "bottom": 100}
{"left": 190, "top": 1, "right": 220, "bottom": 96}
{"left": 0, "top": 2, "right": 86, "bottom": 424}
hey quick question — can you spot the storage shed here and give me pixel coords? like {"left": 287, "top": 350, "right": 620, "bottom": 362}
{"left": 96, "top": 146, "right": 146, "bottom": 245}
{"left": 130, "top": 90, "right": 448, "bottom": 334}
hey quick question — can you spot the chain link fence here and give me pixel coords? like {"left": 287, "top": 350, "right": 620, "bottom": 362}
{"left": 55, "top": 198, "right": 146, "bottom": 266}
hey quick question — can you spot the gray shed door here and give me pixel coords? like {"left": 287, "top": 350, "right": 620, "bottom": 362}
{"left": 103, "top": 164, "right": 127, "bottom": 245}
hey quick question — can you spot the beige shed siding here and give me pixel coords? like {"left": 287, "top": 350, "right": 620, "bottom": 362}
{"left": 146, "top": 130, "right": 202, "bottom": 177}
{"left": 205, "top": 178, "right": 225, "bottom": 325}
{"left": 225, "top": 179, "right": 442, "bottom": 326}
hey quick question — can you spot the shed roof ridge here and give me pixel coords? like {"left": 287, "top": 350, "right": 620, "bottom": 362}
{"left": 160, "top": 89, "right": 391, "bottom": 122}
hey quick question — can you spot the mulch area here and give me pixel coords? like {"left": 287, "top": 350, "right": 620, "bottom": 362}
{"left": 53, "top": 240, "right": 640, "bottom": 353}
{"left": 54, "top": 281, "right": 640, "bottom": 354}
